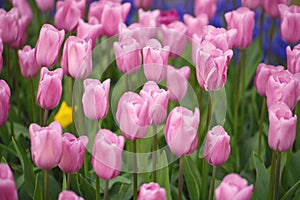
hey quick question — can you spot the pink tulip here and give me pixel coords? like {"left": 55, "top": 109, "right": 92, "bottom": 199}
{"left": 0, "top": 38, "right": 2, "bottom": 73}
{"left": 29, "top": 121, "right": 63, "bottom": 170}
{"left": 58, "top": 133, "right": 88, "bottom": 174}
{"left": 143, "top": 39, "right": 169, "bottom": 82}
{"left": 158, "top": 9, "right": 179, "bottom": 25}
{"left": 287, "top": 44, "right": 300, "bottom": 74}
{"left": 268, "top": 102, "right": 297, "bottom": 152}
{"left": 134, "top": 0, "right": 153, "bottom": 10}
{"left": 114, "top": 36, "right": 142, "bottom": 74}
{"left": 242, "top": 0, "right": 261, "bottom": 10}
{"left": 166, "top": 65, "right": 190, "bottom": 101}
{"left": 254, "top": 63, "right": 284, "bottom": 97}
{"left": 278, "top": 4, "right": 300, "bottom": 44}
{"left": 266, "top": 70, "right": 300, "bottom": 110}
{"left": 82, "top": 79, "right": 110, "bottom": 120}
{"left": 0, "top": 80, "right": 10, "bottom": 127}
{"left": 37, "top": 67, "right": 63, "bottom": 110}
{"left": 195, "top": 40, "right": 233, "bottom": 91}
{"left": 204, "top": 125, "right": 231, "bottom": 166}
{"left": 92, "top": 129, "right": 125, "bottom": 180}
{"left": 194, "top": 0, "right": 216, "bottom": 20}
{"left": 61, "top": 36, "right": 92, "bottom": 79}
{"left": 35, "top": 24, "right": 65, "bottom": 67}
{"left": 183, "top": 14, "right": 209, "bottom": 37}
{"left": 77, "top": 18, "right": 102, "bottom": 48}
{"left": 0, "top": 8, "right": 19, "bottom": 45}
{"left": 8, "top": 17, "right": 27, "bottom": 49}
{"left": 58, "top": 190, "right": 83, "bottom": 200}
{"left": 0, "top": 164, "right": 18, "bottom": 200}
{"left": 138, "top": 182, "right": 166, "bottom": 200}
{"left": 138, "top": 9, "right": 160, "bottom": 28}
{"left": 35, "top": 0, "right": 55, "bottom": 11}
{"left": 10, "top": 0, "right": 32, "bottom": 26}
{"left": 140, "top": 81, "right": 169, "bottom": 125}
{"left": 165, "top": 107, "right": 199, "bottom": 156}
{"left": 263, "top": 0, "right": 290, "bottom": 18}
{"left": 216, "top": 173, "right": 253, "bottom": 200}
{"left": 18, "top": 45, "right": 40, "bottom": 79}
{"left": 116, "top": 92, "right": 149, "bottom": 140}
{"left": 73, "top": 0, "right": 86, "bottom": 18}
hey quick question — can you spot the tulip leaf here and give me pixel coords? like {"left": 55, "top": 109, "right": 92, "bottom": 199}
{"left": 78, "top": 173, "right": 96, "bottom": 200}
{"left": 157, "top": 151, "right": 172, "bottom": 200}
{"left": 281, "top": 180, "right": 300, "bottom": 200}
{"left": 253, "top": 152, "right": 270, "bottom": 200}
{"left": 33, "top": 173, "right": 42, "bottom": 200}
{"left": 183, "top": 156, "right": 201, "bottom": 200}
{"left": 210, "top": 88, "right": 227, "bottom": 127}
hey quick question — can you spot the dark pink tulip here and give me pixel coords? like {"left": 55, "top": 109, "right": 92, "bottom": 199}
{"left": 242, "top": 0, "right": 261, "bottom": 10}
{"left": 138, "top": 182, "right": 166, "bottom": 200}
{"left": 0, "top": 164, "right": 18, "bottom": 200}
{"left": 35, "top": 0, "right": 55, "bottom": 11}
{"left": 165, "top": 107, "right": 199, "bottom": 156}
{"left": 268, "top": 102, "right": 297, "bottom": 152}
{"left": 58, "top": 190, "right": 83, "bottom": 200}
{"left": 216, "top": 173, "right": 253, "bottom": 200}
{"left": 0, "top": 38, "right": 2, "bottom": 73}
{"left": 134, "top": 0, "right": 153, "bottom": 10}
{"left": 204, "top": 125, "right": 230, "bottom": 166}
{"left": 138, "top": 9, "right": 160, "bottom": 28}
{"left": 18, "top": 45, "right": 40, "bottom": 79}
{"left": 140, "top": 81, "right": 169, "bottom": 125}
{"left": 37, "top": 67, "right": 63, "bottom": 110}
{"left": 0, "top": 8, "right": 19, "bottom": 45}
{"left": 279, "top": 4, "right": 300, "bottom": 44}
{"left": 263, "top": 0, "right": 290, "bottom": 18}
{"left": 116, "top": 92, "right": 149, "bottom": 140}
{"left": 61, "top": 36, "right": 92, "bottom": 79}
{"left": 194, "top": 0, "right": 216, "bottom": 20}
{"left": 82, "top": 79, "right": 110, "bottom": 121}
{"left": 166, "top": 65, "right": 190, "bottom": 102}
{"left": 92, "top": 129, "right": 125, "bottom": 180}
{"left": 77, "top": 18, "right": 102, "bottom": 48}
{"left": 0, "top": 80, "right": 10, "bottom": 127}
{"left": 58, "top": 133, "right": 88, "bottom": 174}
{"left": 158, "top": 9, "right": 179, "bottom": 25}
{"left": 143, "top": 39, "right": 169, "bottom": 82}
{"left": 287, "top": 44, "right": 300, "bottom": 74}
{"left": 29, "top": 121, "right": 63, "bottom": 170}
{"left": 35, "top": 24, "right": 65, "bottom": 67}
{"left": 254, "top": 63, "right": 284, "bottom": 97}
{"left": 183, "top": 14, "right": 209, "bottom": 37}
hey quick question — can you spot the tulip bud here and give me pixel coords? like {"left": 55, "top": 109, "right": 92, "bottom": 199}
{"left": 0, "top": 8, "right": 19, "bottom": 45}
{"left": 29, "top": 121, "right": 63, "bottom": 170}
{"left": 242, "top": 0, "right": 261, "bottom": 10}
{"left": 92, "top": 129, "right": 125, "bottom": 180}
{"left": 138, "top": 9, "right": 160, "bottom": 28}
{"left": 58, "top": 190, "right": 84, "bottom": 200}
{"left": 0, "top": 164, "right": 18, "bottom": 200}
{"left": 158, "top": 9, "right": 179, "bottom": 25}
{"left": 134, "top": 0, "right": 153, "bottom": 10}
{"left": 183, "top": 14, "right": 209, "bottom": 38}
{"left": 18, "top": 45, "right": 40, "bottom": 79}
{"left": 35, "top": 0, "right": 55, "bottom": 11}
{"left": 77, "top": 18, "right": 102, "bottom": 48}
{"left": 0, "top": 80, "right": 10, "bottom": 127}
{"left": 287, "top": 44, "right": 300, "bottom": 74}
{"left": 194, "top": 0, "right": 216, "bottom": 20}
{"left": 263, "top": 0, "right": 290, "bottom": 18}
{"left": 138, "top": 182, "right": 166, "bottom": 200}
{"left": 165, "top": 107, "right": 199, "bottom": 156}
{"left": 204, "top": 125, "right": 231, "bottom": 166}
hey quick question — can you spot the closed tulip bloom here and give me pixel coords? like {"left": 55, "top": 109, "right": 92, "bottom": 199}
{"left": 166, "top": 65, "right": 190, "bottom": 101}
{"left": 242, "top": 0, "right": 261, "bottom": 10}
{"left": 158, "top": 9, "right": 179, "bottom": 25}
{"left": 116, "top": 92, "right": 149, "bottom": 140}
{"left": 82, "top": 79, "right": 110, "bottom": 120}
{"left": 287, "top": 44, "right": 300, "bottom": 74}
{"left": 138, "top": 9, "right": 160, "bottom": 28}
{"left": 61, "top": 36, "right": 92, "bottom": 79}
{"left": 35, "top": 24, "right": 65, "bottom": 67}
{"left": 18, "top": 45, "right": 40, "bottom": 79}
{"left": 58, "top": 190, "right": 84, "bottom": 200}
{"left": 0, "top": 8, "right": 19, "bottom": 45}
{"left": 92, "top": 129, "right": 125, "bottom": 180}
{"left": 165, "top": 107, "right": 199, "bottom": 156}
{"left": 58, "top": 133, "right": 89, "bottom": 174}
{"left": 254, "top": 63, "right": 284, "bottom": 97}
{"left": 0, "top": 38, "right": 2, "bottom": 73}
{"left": 268, "top": 102, "right": 297, "bottom": 152}
{"left": 73, "top": 0, "right": 86, "bottom": 18}
{"left": 204, "top": 125, "right": 230, "bottom": 166}
{"left": 143, "top": 39, "right": 170, "bottom": 82}
{"left": 114, "top": 37, "right": 142, "bottom": 74}
{"left": 195, "top": 41, "right": 233, "bottom": 91}
{"left": 263, "top": 0, "right": 290, "bottom": 18}
{"left": 183, "top": 14, "right": 209, "bottom": 37}
{"left": 0, "top": 80, "right": 10, "bottom": 127}
{"left": 194, "top": 0, "right": 216, "bottom": 20}
{"left": 9, "top": 17, "right": 27, "bottom": 49}
{"left": 138, "top": 182, "right": 166, "bottom": 200}
{"left": 216, "top": 173, "right": 253, "bottom": 200}
{"left": 279, "top": 4, "right": 300, "bottom": 44}
{"left": 35, "top": 0, "right": 54, "bottom": 11}
{"left": 37, "top": 67, "right": 63, "bottom": 110}
{"left": 225, "top": 7, "right": 255, "bottom": 49}
{"left": 10, "top": 0, "right": 32, "bottom": 26}
{"left": 134, "top": 0, "right": 153, "bottom": 10}
{"left": 0, "top": 164, "right": 18, "bottom": 200}
{"left": 77, "top": 18, "right": 102, "bottom": 48}
{"left": 29, "top": 121, "right": 63, "bottom": 170}
{"left": 266, "top": 70, "right": 300, "bottom": 110}
{"left": 140, "top": 81, "right": 169, "bottom": 125}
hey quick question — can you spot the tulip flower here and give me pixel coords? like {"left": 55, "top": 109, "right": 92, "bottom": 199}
{"left": 18, "top": 45, "right": 40, "bottom": 79}
{"left": 77, "top": 18, "right": 102, "bottom": 48}
{"left": 268, "top": 102, "right": 297, "bottom": 152}
{"left": 165, "top": 107, "right": 199, "bottom": 156}
{"left": 138, "top": 182, "right": 166, "bottom": 200}
{"left": 0, "top": 38, "right": 2, "bottom": 73}
{"left": 92, "top": 129, "right": 125, "bottom": 180}
{"left": 35, "top": 24, "right": 65, "bottom": 67}
{"left": 138, "top": 9, "right": 160, "bottom": 28}
{"left": 35, "top": 0, "right": 55, "bottom": 11}
{"left": 116, "top": 92, "right": 149, "bottom": 140}
{"left": 225, "top": 7, "right": 255, "bottom": 49}
{"left": 278, "top": 4, "right": 300, "bottom": 44}
{"left": 216, "top": 173, "right": 253, "bottom": 200}
{"left": 0, "top": 80, "right": 10, "bottom": 127}
{"left": 0, "top": 8, "right": 19, "bottom": 45}
{"left": 58, "top": 190, "right": 83, "bottom": 200}
{"left": 54, "top": 101, "right": 73, "bottom": 129}
{"left": 29, "top": 121, "right": 63, "bottom": 170}
{"left": 263, "top": 0, "right": 290, "bottom": 18}
{"left": 58, "top": 133, "right": 89, "bottom": 174}
{"left": 204, "top": 125, "right": 231, "bottom": 166}
{"left": 10, "top": 0, "right": 32, "bottom": 27}
{"left": 82, "top": 79, "right": 110, "bottom": 121}
{"left": 194, "top": 0, "right": 216, "bottom": 20}
{"left": 8, "top": 17, "right": 27, "bottom": 49}
{"left": 242, "top": 0, "right": 261, "bottom": 10}
{"left": 286, "top": 44, "right": 300, "bottom": 74}
{"left": 37, "top": 67, "right": 63, "bottom": 110}
{"left": 158, "top": 9, "right": 179, "bottom": 25}
{"left": 183, "top": 14, "right": 209, "bottom": 37}
{"left": 61, "top": 36, "right": 92, "bottom": 79}
{"left": 0, "top": 164, "right": 18, "bottom": 200}
{"left": 134, "top": 0, "right": 153, "bottom": 10}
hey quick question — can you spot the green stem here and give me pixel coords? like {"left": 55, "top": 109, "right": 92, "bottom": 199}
{"left": 267, "top": 19, "right": 276, "bottom": 63}
{"left": 209, "top": 166, "right": 217, "bottom": 200}
{"left": 275, "top": 152, "right": 281, "bottom": 200}
{"left": 84, "top": 155, "right": 89, "bottom": 178}
{"left": 44, "top": 170, "right": 49, "bottom": 200}
{"left": 96, "top": 176, "right": 100, "bottom": 200}
{"left": 30, "top": 79, "right": 37, "bottom": 123}
{"left": 178, "top": 157, "right": 184, "bottom": 200}
{"left": 152, "top": 126, "right": 157, "bottom": 182}
{"left": 67, "top": 173, "right": 71, "bottom": 190}
{"left": 43, "top": 109, "right": 48, "bottom": 126}
{"left": 258, "top": 98, "right": 266, "bottom": 158}
{"left": 205, "top": 93, "right": 212, "bottom": 134}
{"left": 282, "top": 150, "right": 290, "bottom": 189}
{"left": 133, "top": 140, "right": 138, "bottom": 200}
{"left": 240, "top": 50, "right": 246, "bottom": 137}
{"left": 269, "top": 151, "right": 277, "bottom": 200}
{"left": 6, "top": 46, "right": 11, "bottom": 86}
{"left": 40, "top": 107, "right": 43, "bottom": 125}
{"left": 104, "top": 180, "right": 109, "bottom": 200}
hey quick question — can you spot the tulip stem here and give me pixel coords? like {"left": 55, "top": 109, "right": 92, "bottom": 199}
{"left": 43, "top": 109, "right": 48, "bottom": 126}
{"left": 104, "top": 180, "right": 109, "bottom": 200}
{"left": 96, "top": 176, "right": 100, "bottom": 200}
{"left": 269, "top": 151, "right": 277, "bottom": 200}
{"left": 6, "top": 46, "right": 11, "bottom": 86}
{"left": 178, "top": 157, "right": 184, "bottom": 200}
{"left": 240, "top": 50, "right": 246, "bottom": 137}
{"left": 133, "top": 140, "right": 138, "bottom": 200}
{"left": 258, "top": 98, "right": 266, "bottom": 158}
{"left": 152, "top": 126, "right": 157, "bottom": 182}
{"left": 267, "top": 19, "right": 276, "bottom": 63}
{"left": 209, "top": 166, "right": 217, "bottom": 200}
{"left": 44, "top": 170, "right": 49, "bottom": 200}
{"left": 30, "top": 79, "right": 37, "bottom": 123}
{"left": 67, "top": 173, "right": 71, "bottom": 190}
{"left": 275, "top": 152, "right": 281, "bottom": 200}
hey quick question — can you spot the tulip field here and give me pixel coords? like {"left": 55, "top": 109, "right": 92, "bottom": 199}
{"left": 1, "top": 0, "right": 300, "bottom": 199}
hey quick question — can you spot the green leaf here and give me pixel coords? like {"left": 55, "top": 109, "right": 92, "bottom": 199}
{"left": 78, "top": 174, "right": 96, "bottom": 200}
{"left": 33, "top": 173, "right": 42, "bottom": 200}
{"left": 281, "top": 180, "right": 300, "bottom": 200}
{"left": 253, "top": 152, "right": 270, "bottom": 200}
{"left": 183, "top": 156, "right": 201, "bottom": 200}
{"left": 157, "top": 151, "right": 172, "bottom": 200}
